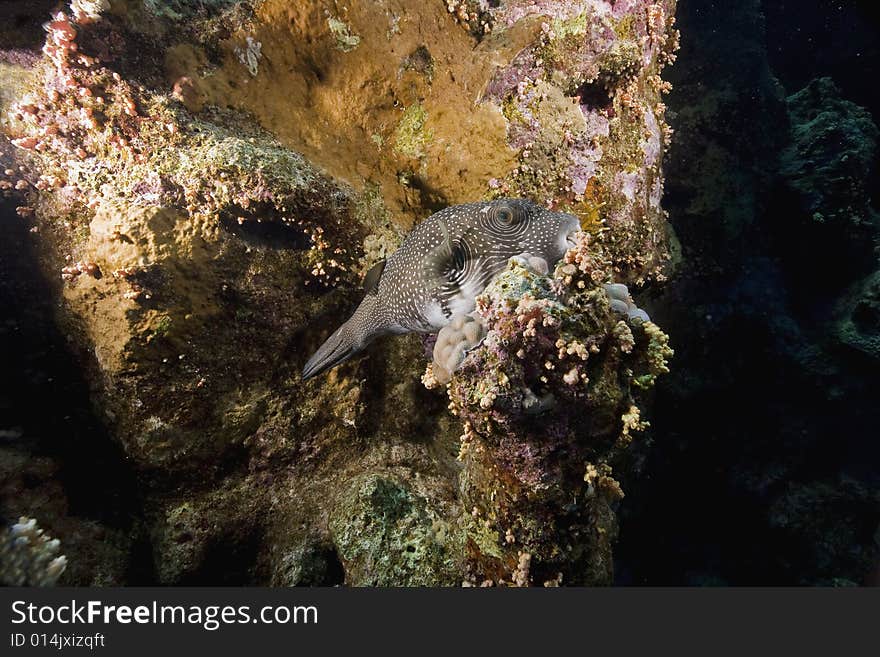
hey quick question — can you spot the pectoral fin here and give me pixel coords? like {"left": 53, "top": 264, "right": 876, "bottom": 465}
{"left": 363, "top": 259, "right": 386, "bottom": 296}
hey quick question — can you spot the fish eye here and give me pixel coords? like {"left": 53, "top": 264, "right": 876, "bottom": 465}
{"left": 496, "top": 206, "right": 515, "bottom": 225}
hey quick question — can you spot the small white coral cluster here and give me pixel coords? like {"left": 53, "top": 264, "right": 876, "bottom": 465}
{"left": 509, "top": 252, "right": 550, "bottom": 276}
{"left": 0, "top": 517, "right": 67, "bottom": 586}
{"left": 604, "top": 283, "right": 650, "bottom": 323}
{"left": 431, "top": 313, "right": 486, "bottom": 385}
{"left": 70, "top": 0, "right": 109, "bottom": 24}
{"left": 235, "top": 36, "right": 262, "bottom": 77}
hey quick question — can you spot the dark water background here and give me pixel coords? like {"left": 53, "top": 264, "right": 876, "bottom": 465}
{"left": 1, "top": 0, "right": 878, "bottom": 585}
{"left": 766, "top": 1, "right": 880, "bottom": 119}
{"left": 615, "top": 0, "right": 880, "bottom": 585}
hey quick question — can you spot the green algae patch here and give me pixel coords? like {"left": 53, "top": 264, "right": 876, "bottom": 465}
{"left": 613, "top": 14, "right": 637, "bottom": 39}
{"left": 550, "top": 11, "right": 590, "bottom": 45}
{"left": 327, "top": 17, "right": 361, "bottom": 52}
{"left": 329, "top": 475, "right": 463, "bottom": 586}
{"left": 393, "top": 103, "right": 433, "bottom": 160}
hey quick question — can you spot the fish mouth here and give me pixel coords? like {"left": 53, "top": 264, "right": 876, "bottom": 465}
{"left": 560, "top": 213, "right": 582, "bottom": 248}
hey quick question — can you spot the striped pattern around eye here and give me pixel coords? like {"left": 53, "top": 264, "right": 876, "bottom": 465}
{"left": 483, "top": 202, "right": 533, "bottom": 242}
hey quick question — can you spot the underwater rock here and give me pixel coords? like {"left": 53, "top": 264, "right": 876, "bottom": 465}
{"left": 1, "top": 1, "right": 678, "bottom": 585}
{"left": 835, "top": 271, "right": 880, "bottom": 361}
{"left": 484, "top": 0, "right": 680, "bottom": 284}
{"left": 781, "top": 77, "right": 878, "bottom": 231}
{"left": 779, "top": 77, "right": 879, "bottom": 280}
{"left": 329, "top": 475, "right": 463, "bottom": 586}
{"left": 0, "top": 453, "right": 134, "bottom": 586}
{"left": 444, "top": 232, "right": 672, "bottom": 585}
{"left": 768, "top": 478, "right": 880, "bottom": 586}
{"left": 150, "top": 486, "right": 269, "bottom": 585}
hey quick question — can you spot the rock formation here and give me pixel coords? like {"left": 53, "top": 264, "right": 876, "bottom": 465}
{"left": 0, "top": 0, "right": 678, "bottom": 585}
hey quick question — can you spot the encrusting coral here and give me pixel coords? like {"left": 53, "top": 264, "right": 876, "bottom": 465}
{"left": 485, "top": 0, "right": 680, "bottom": 284}
{"left": 425, "top": 232, "right": 672, "bottom": 585}
{"left": 431, "top": 313, "right": 487, "bottom": 386}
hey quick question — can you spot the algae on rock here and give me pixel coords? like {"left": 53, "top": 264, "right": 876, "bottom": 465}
{"left": 1, "top": 0, "right": 679, "bottom": 585}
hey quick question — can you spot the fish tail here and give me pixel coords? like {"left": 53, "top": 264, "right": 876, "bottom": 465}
{"left": 301, "top": 297, "right": 381, "bottom": 380}
{"left": 301, "top": 324, "right": 358, "bottom": 380}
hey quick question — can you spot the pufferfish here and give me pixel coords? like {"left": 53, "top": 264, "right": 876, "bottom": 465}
{"left": 301, "top": 198, "right": 581, "bottom": 380}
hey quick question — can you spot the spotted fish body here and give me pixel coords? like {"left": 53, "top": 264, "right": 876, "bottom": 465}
{"left": 301, "top": 198, "right": 581, "bottom": 380}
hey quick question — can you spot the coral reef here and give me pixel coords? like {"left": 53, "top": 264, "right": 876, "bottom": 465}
{"left": 445, "top": 233, "right": 671, "bottom": 585}
{"left": 484, "top": 0, "right": 680, "bottom": 283}
{"left": 0, "top": 0, "right": 678, "bottom": 585}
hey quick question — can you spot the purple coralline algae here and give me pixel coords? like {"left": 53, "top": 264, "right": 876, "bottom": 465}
{"left": 484, "top": 1, "right": 679, "bottom": 284}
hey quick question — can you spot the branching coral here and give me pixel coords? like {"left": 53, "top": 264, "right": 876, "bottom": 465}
{"left": 0, "top": 517, "right": 67, "bottom": 586}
